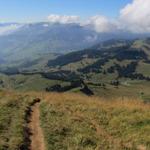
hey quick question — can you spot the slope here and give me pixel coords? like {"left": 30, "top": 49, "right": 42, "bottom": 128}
{"left": 0, "top": 23, "right": 100, "bottom": 64}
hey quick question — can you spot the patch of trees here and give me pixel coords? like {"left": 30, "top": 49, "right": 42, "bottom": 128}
{"left": 127, "top": 73, "right": 150, "bottom": 81}
{"left": 118, "top": 62, "right": 138, "bottom": 77}
{"left": 46, "top": 84, "right": 67, "bottom": 92}
{"left": 144, "top": 60, "right": 150, "bottom": 64}
{"left": 47, "top": 52, "right": 84, "bottom": 67}
{"left": 0, "top": 67, "right": 20, "bottom": 75}
{"left": 42, "top": 70, "right": 80, "bottom": 81}
{"left": 115, "top": 49, "right": 148, "bottom": 61}
{"left": 0, "top": 80, "right": 4, "bottom": 88}
{"left": 80, "top": 84, "right": 94, "bottom": 96}
{"left": 47, "top": 49, "right": 104, "bottom": 67}
{"left": 47, "top": 45, "right": 132, "bottom": 68}
{"left": 107, "top": 62, "right": 138, "bottom": 77}
{"left": 78, "top": 58, "right": 109, "bottom": 73}
{"left": 46, "top": 79, "right": 94, "bottom": 96}
{"left": 0, "top": 80, "right": 3, "bottom": 84}
{"left": 46, "top": 79, "right": 83, "bottom": 92}
{"left": 107, "top": 62, "right": 150, "bottom": 81}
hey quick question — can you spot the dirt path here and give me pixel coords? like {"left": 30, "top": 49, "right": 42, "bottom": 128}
{"left": 28, "top": 102, "right": 45, "bottom": 150}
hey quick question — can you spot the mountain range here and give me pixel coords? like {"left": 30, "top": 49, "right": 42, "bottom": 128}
{"left": 0, "top": 22, "right": 150, "bottom": 65}
{"left": 0, "top": 23, "right": 100, "bottom": 64}
{"left": 1, "top": 38, "right": 150, "bottom": 81}
{"left": 0, "top": 22, "right": 150, "bottom": 97}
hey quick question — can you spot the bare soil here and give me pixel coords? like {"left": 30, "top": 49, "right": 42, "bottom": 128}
{"left": 28, "top": 102, "right": 45, "bottom": 150}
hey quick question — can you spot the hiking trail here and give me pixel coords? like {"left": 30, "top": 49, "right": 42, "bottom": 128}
{"left": 28, "top": 100, "right": 45, "bottom": 150}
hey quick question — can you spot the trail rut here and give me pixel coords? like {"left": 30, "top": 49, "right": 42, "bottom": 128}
{"left": 28, "top": 101, "right": 45, "bottom": 150}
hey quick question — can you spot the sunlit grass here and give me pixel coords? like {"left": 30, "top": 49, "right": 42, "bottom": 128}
{"left": 0, "top": 91, "right": 34, "bottom": 150}
{"left": 38, "top": 92, "right": 150, "bottom": 150}
{"left": 0, "top": 90, "right": 149, "bottom": 150}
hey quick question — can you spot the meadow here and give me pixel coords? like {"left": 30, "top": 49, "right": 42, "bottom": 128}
{"left": 39, "top": 93, "right": 150, "bottom": 150}
{"left": 0, "top": 91, "right": 34, "bottom": 150}
{"left": 0, "top": 91, "right": 149, "bottom": 150}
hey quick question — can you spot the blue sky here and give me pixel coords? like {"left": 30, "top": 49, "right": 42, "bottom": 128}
{"left": 0, "top": 0, "right": 132, "bottom": 22}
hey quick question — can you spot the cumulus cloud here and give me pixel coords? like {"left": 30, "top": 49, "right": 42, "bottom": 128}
{"left": 120, "top": 0, "right": 150, "bottom": 33}
{"left": 90, "top": 0, "right": 150, "bottom": 33}
{"left": 0, "top": 24, "right": 22, "bottom": 36}
{"left": 84, "top": 0, "right": 150, "bottom": 33}
{"left": 47, "top": 14, "right": 118, "bottom": 33}
{"left": 47, "top": 0, "right": 150, "bottom": 33}
{"left": 47, "top": 14, "right": 80, "bottom": 24}
{"left": 85, "top": 35, "right": 98, "bottom": 42}
{"left": 84, "top": 15, "right": 118, "bottom": 33}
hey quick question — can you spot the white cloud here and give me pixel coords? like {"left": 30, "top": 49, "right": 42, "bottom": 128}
{"left": 84, "top": 15, "right": 118, "bottom": 33}
{"left": 85, "top": 35, "right": 98, "bottom": 42}
{"left": 120, "top": 0, "right": 150, "bottom": 33}
{"left": 47, "top": 14, "right": 80, "bottom": 24}
{"left": 1, "top": 1, "right": 150, "bottom": 35}
{"left": 43, "top": 24, "right": 49, "bottom": 27}
{"left": 47, "top": 1, "right": 150, "bottom": 33}
{"left": 0, "top": 24, "right": 22, "bottom": 36}
{"left": 47, "top": 14, "right": 118, "bottom": 33}
{"left": 83, "top": 0, "right": 150, "bottom": 33}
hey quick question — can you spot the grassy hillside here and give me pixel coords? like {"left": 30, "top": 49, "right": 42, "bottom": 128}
{"left": 0, "top": 91, "right": 34, "bottom": 149}
{"left": 47, "top": 39, "right": 150, "bottom": 81}
{"left": 0, "top": 39, "right": 150, "bottom": 99}
{"left": 39, "top": 93, "right": 150, "bottom": 150}
{"left": 1, "top": 73, "right": 150, "bottom": 101}
{"left": 0, "top": 91, "right": 149, "bottom": 150}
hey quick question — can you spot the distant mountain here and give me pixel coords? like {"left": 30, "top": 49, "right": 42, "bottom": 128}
{"left": 0, "top": 22, "right": 20, "bottom": 26}
{"left": 0, "top": 38, "right": 150, "bottom": 94}
{"left": 0, "top": 23, "right": 22, "bottom": 36}
{"left": 0, "top": 22, "right": 150, "bottom": 65}
{"left": 0, "top": 23, "right": 101, "bottom": 64}
{"left": 47, "top": 38, "right": 150, "bottom": 81}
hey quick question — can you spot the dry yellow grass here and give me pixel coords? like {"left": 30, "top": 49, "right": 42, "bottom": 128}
{"left": 0, "top": 90, "right": 34, "bottom": 150}
{"left": 36, "top": 92, "right": 150, "bottom": 150}
{"left": 0, "top": 90, "right": 149, "bottom": 150}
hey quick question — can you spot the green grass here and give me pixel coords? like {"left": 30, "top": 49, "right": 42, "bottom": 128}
{"left": 88, "top": 80, "right": 150, "bottom": 99}
{"left": 40, "top": 93, "right": 150, "bottom": 150}
{"left": 61, "top": 58, "right": 98, "bottom": 71}
{"left": 0, "top": 91, "right": 34, "bottom": 150}
{"left": 102, "top": 59, "right": 132, "bottom": 70}
{"left": 0, "top": 91, "right": 149, "bottom": 150}
{"left": 1, "top": 72, "right": 150, "bottom": 100}
{"left": 136, "top": 62, "right": 150, "bottom": 76}
{"left": 0, "top": 74, "right": 69, "bottom": 92}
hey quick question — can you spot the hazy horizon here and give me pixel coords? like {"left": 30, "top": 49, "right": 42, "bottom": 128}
{"left": 0, "top": 0, "right": 150, "bottom": 34}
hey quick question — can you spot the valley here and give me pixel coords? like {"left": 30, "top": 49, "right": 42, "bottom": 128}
{"left": 1, "top": 0, "right": 150, "bottom": 149}
{"left": 0, "top": 38, "right": 150, "bottom": 100}
{"left": 0, "top": 23, "right": 150, "bottom": 150}
{"left": 0, "top": 36, "right": 150, "bottom": 149}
